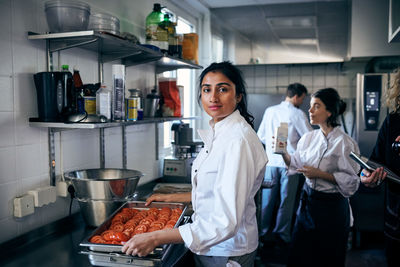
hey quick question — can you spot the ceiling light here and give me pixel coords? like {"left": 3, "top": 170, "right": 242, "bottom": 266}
{"left": 267, "top": 16, "right": 316, "bottom": 28}
{"left": 280, "top": 38, "right": 318, "bottom": 45}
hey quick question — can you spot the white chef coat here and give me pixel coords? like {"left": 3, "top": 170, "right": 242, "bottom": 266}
{"left": 178, "top": 110, "right": 268, "bottom": 256}
{"left": 289, "top": 127, "right": 360, "bottom": 198}
{"left": 257, "top": 101, "right": 312, "bottom": 168}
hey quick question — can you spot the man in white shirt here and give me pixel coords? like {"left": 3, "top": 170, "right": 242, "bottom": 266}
{"left": 257, "top": 83, "right": 312, "bottom": 245}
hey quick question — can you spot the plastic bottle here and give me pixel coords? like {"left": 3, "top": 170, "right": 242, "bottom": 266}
{"left": 72, "top": 69, "right": 85, "bottom": 113}
{"left": 145, "top": 3, "right": 168, "bottom": 50}
{"left": 112, "top": 64, "right": 125, "bottom": 121}
{"left": 96, "top": 84, "right": 112, "bottom": 120}
{"left": 61, "top": 64, "right": 74, "bottom": 113}
{"left": 273, "top": 122, "right": 288, "bottom": 154}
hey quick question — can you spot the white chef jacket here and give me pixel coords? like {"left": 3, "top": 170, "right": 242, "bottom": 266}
{"left": 178, "top": 110, "right": 268, "bottom": 256}
{"left": 289, "top": 127, "right": 360, "bottom": 198}
{"left": 257, "top": 101, "right": 312, "bottom": 168}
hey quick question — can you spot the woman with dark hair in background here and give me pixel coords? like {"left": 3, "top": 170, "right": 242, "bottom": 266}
{"left": 360, "top": 68, "right": 400, "bottom": 267}
{"left": 122, "top": 61, "right": 268, "bottom": 267}
{"left": 277, "top": 88, "right": 360, "bottom": 267}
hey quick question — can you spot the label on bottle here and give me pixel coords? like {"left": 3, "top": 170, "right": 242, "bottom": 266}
{"left": 113, "top": 78, "right": 125, "bottom": 120}
{"left": 84, "top": 97, "right": 96, "bottom": 115}
{"left": 126, "top": 98, "right": 139, "bottom": 121}
{"left": 98, "top": 93, "right": 111, "bottom": 120}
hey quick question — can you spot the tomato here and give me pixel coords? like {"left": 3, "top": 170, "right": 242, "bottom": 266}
{"left": 102, "top": 230, "right": 117, "bottom": 241}
{"left": 90, "top": 235, "right": 106, "bottom": 244}
{"left": 110, "top": 223, "right": 125, "bottom": 232}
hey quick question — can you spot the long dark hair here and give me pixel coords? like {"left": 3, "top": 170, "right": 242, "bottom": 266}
{"left": 312, "top": 88, "right": 346, "bottom": 127}
{"left": 197, "top": 61, "right": 255, "bottom": 128}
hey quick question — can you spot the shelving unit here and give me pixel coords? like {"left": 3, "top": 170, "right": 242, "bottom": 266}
{"left": 28, "top": 30, "right": 202, "bottom": 186}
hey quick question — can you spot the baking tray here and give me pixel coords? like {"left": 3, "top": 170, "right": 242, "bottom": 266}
{"left": 79, "top": 201, "right": 187, "bottom": 255}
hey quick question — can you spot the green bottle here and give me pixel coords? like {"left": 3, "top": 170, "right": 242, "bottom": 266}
{"left": 146, "top": 3, "right": 167, "bottom": 50}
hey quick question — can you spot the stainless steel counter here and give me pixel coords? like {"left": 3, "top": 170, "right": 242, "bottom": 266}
{"left": 1, "top": 180, "right": 192, "bottom": 267}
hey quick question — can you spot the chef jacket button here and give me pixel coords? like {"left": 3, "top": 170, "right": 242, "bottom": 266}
{"left": 195, "top": 169, "right": 197, "bottom": 172}
{"left": 206, "top": 150, "right": 208, "bottom": 153}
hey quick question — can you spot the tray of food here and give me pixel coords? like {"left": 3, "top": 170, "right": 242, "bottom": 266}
{"left": 80, "top": 201, "right": 187, "bottom": 255}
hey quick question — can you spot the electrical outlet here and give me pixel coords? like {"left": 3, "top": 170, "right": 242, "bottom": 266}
{"left": 28, "top": 186, "right": 57, "bottom": 207}
{"left": 56, "top": 180, "right": 69, "bottom": 197}
{"left": 14, "top": 194, "right": 35, "bottom": 218}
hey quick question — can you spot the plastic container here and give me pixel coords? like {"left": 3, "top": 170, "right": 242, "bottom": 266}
{"left": 182, "top": 33, "right": 199, "bottom": 64}
{"left": 89, "top": 12, "right": 120, "bottom": 35}
{"left": 45, "top": 0, "right": 90, "bottom": 32}
{"left": 96, "top": 84, "right": 112, "bottom": 120}
{"left": 112, "top": 64, "right": 125, "bottom": 121}
{"left": 273, "top": 122, "right": 288, "bottom": 154}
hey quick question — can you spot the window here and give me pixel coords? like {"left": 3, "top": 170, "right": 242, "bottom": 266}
{"left": 162, "top": 15, "right": 195, "bottom": 149}
{"left": 212, "top": 35, "right": 223, "bottom": 62}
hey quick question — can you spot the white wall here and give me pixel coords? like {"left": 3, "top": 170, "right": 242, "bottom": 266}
{"left": 0, "top": 0, "right": 206, "bottom": 244}
{"left": 350, "top": 0, "right": 400, "bottom": 57}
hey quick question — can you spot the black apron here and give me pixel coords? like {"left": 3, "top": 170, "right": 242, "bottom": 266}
{"left": 287, "top": 184, "right": 350, "bottom": 267}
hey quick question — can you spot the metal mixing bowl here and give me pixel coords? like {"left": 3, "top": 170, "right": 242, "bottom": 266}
{"left": 45, "top": 0, "right": 90, "bottom": 32}
{"left": 64, "top": 168, "right": 143, "bottom": 200}
{"left": 77, "top": 199, "right": 124, "bottom": 227}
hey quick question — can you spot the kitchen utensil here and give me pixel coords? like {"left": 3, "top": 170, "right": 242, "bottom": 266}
{"left": 89, "top": 12, "right": 120, "bottom": 35}
{"left": 33, "top": 71, "right": 74, "bottom": 122}
{"left": 45, "top": 0, "right": 91, "bottom": 33}
{"left": 144, "top": 90, "right": 160, "bottom": 118}
{"left": 64, "top": 168, "right": 143, "bottom": 227}
{"left": 64, "top": 168, "right": 143, "bottom": 200}
{"left": 80, "top": 201, "right": 187, "bottom": 264}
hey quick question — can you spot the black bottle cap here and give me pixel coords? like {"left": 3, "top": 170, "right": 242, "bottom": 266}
{"left": 154, "top": 3, "right": 161, "bottom": 12}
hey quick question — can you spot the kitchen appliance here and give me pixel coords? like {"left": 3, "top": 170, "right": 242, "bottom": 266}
{"left": 144, "top": 89, "right": 160, "bottom": 118}
{"left": 355, "top": 73, "right": 390, "bottom": 156}
{"left": 64, "top": 168, "right": 143, "bottom": 226}
{"left": 33, "top": 71, "right": 74, "bottom": 122}
{"left": 79, "top": 201, "right": 188, "bottom": 267}
{"left": 163, "top": 123, "right": 203, "bottom": 183}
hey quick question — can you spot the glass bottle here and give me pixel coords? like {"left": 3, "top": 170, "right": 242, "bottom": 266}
{"left": 145, "top": 3, "right": 168, "bottom": 50}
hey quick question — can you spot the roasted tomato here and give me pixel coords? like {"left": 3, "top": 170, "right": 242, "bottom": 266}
{"left": 90, "top": 235, "right": 106, "bottom": 244}
{"left": 110, "top": 223, "right": 125, "bottom": 232}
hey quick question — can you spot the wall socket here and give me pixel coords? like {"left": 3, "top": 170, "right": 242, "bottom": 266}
{"left": 28, "top": 186, "right": 57, "bottom": 207}
{"left": 14, "top": 194, "right": 35, "bottom": 218}
{"left": 56, "top": 180, "right": 69, "bottom": 197}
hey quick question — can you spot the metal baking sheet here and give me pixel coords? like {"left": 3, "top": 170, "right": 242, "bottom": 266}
{"left": 79, "top": 201, "right": 187, "bottom": 255}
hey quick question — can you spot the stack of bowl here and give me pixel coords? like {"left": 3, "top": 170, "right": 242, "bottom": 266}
{"left": 45, "top": 0, "right": 91, "bottom": 33}
{"left": 64, "top": 168, "right": 143, "bottom": 227}
{"left": 89, "top": 12, "right": 120, "bottom": 35}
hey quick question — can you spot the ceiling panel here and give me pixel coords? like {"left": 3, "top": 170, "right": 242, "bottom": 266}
{"left": 208, "top": 0, "right": 349, "bottom": 63}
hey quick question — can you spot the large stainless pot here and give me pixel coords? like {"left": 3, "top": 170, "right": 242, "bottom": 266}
{"left": 64, "top": 168, "right": 143, "bottom": 200}
{"left": 64, "top": 168, "right": 143, "bottom": 227}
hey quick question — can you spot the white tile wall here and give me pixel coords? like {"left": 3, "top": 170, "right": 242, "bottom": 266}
{"left": 0, "top": 0, "right": 181, "bottom": 243}
{"left": 240, "top": 63, "right": 357, "bottom": 97}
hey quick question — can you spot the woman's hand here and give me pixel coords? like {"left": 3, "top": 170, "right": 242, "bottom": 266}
{"left": 360, "top": 167, "right": 387, "bottom": 187}
{"left": 145, "top": 192, "right": 192, "bottom": 206}
{"left": 121, "top": 232, "right": 158, "bottom": 257}
{"left": 145, "top": 193, "right": 173, "bottom": 206}
{"left": 297, "top": 165, "right": 336, "bottom": 183}
{"left": 296, "top": 166, "right": 322, "bottom": 179}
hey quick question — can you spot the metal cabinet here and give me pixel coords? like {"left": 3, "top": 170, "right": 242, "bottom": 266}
{"left": 28, "top": 30, "right": 202, "bottom": 185}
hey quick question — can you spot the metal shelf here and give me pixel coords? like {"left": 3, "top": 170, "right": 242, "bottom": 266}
{"left": 27, "top": 31, "right": 202, "bottom": 70}
{"left": 29, "top": 117, "right": 199, "bottom": 130}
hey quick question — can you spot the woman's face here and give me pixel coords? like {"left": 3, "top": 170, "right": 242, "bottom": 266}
{"left": 200, "top": 71, "right": 242, "bottom": 123}
{"left": 308, "top": 97, "right": 331, "bottom": 126}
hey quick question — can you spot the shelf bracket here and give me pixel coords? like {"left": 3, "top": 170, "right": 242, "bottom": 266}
{"left": 122, "top": 125, "right": 127, "bottom": 169}
{"left": 100, "top": 128, "right": 105, "bottom": 168}
{"left": 48, "top": 128, "right": 56, "bottom": 186}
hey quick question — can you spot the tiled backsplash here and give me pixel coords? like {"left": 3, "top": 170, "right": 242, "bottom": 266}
{"left": 238, "top": 63, "right": 364, "bottom": 99}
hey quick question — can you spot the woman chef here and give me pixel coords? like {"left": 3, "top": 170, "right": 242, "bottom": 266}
{"left": 122, "top": 61, "right": 268, "bottom": 267}
{"left": 279, "top": 88, "right": 360, "bottom": 267}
